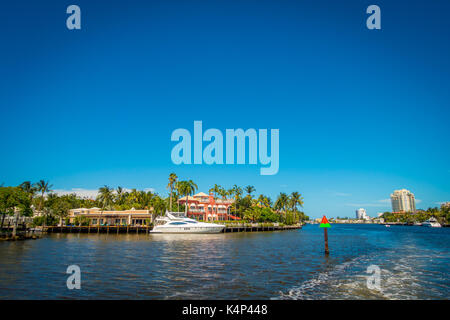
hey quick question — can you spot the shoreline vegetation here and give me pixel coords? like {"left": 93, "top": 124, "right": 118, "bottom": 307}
{"left": 0, "top": 174, "right": 308, "bottom": 239}
{"left": 2, "top": 175, "right": 449, "bottom": 239}
{"left": 328, "top": 208, "right": 450, "bottom": 226}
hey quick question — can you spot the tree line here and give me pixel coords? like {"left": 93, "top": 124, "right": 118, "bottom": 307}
{"left": 0, "top": 174, "right": 309, "bottom": 228}
{"left": 381, "top": 207, "right": 450, "bottom": 225}
{"left": 166, "top": 174, "right": 308, "bottom": 224}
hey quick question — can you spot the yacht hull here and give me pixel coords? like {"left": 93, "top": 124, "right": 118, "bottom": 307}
{"left": 150, "top": 226, "right": 225, "bottom": 234}
{"left": 151, "top": 211, "right": 226, "bottom": 234}
{"left": 422, "top": 223, "right": 441, "bottom": 228}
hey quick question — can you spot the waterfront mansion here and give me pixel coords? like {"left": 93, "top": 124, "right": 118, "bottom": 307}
{"left": 68, "top": 207, "right": 153, "bottom": 226}
{"left": 178, "top": 192, "right": 239, "bottom": 221}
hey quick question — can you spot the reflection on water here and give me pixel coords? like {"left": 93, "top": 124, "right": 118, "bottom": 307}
{"left": 0, "top": 225, "right": 449, "bottom": 299}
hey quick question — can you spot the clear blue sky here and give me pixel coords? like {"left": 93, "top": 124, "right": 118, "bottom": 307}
{"left": 1, "top": 0, "right": 449, "bottom": 218}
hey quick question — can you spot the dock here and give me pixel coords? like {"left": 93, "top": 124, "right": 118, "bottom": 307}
{"left": 223, "top": 224, "right": 301, "bottom": 233}
{"left": 43, "top": 223, "right": 302, "bottom": 234}
{"left": 0, "top": 227, "right": 43, "bottom": 241}
{"left": 45, "top": 225, "right": 151, "bottom": 234}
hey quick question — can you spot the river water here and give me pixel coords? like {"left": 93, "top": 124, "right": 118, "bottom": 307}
{"left": 0, "top": 224, "right": 448, "bottom": 299}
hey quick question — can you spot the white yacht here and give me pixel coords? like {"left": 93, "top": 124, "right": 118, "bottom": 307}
{"left": 150, "top": 211, "right": 225, "bottom": 234}
{"left": 422, "top": 217, "right": 441, "bottom": 228}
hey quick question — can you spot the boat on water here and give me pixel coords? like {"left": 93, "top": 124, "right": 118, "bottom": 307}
{"left": 422, "top": 217, "right": 441, "bottom": 228}
{"left": 150, "top": 211, "right": 225, "bottom": 234}
{"left": 385, "top": 224, "right": 391, "bottom": 228}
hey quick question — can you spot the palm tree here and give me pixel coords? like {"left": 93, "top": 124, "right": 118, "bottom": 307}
{"left": 274, "top": 192, "right": 289, "bottom": 221}
{"left": 167, "top": 173, "right": 178, "bottom": 211}
{"left": 179, "top": 180, "right": 198, "bottom": 216}
{"left": 257, "top": 194, "right": 271, "bottom": 207}
{"left": 128, "top": 188, "right": 139, "bottom": 205}
{"left": 97, "top": 185, "right": 114, "bottom": 225}
{"left": 217, "top": 187, "right": 228, "bottom": 199}
{"left": 135, "top": 190, "right": 154, "bottom": 209}
{"left": 289, "top": 192, "right": 304, "bottom": 222}
{"left": 34, "top": 180, "right": 53, "bottom": 214}
{"left": 19, "top": 181, "right": 36, "bottom": 222}
{"left": 34, "top": 180, "right": 53, "bottom": 227}
{"left": 245, "top": 185, "right": 256, "bottom": 199}
{"left": 52, "top": 197, "right": 71, "bottom": 226}
{"left": 19, "top": 181, "right": 36, "bottom": 201}
{"left": 265, "top": 196, "right": 273, "bottom": 208}
{"left": 145, "top": 190, "right": 154, "bottom": 209}
{"left": 151, "top": 195, "right": 167, "bottom": 217}
{"left": 136, "top": 190, "right": 146, "bottom": 209}
{"left": 209, "top": 184, "right": 222, "bottom": 199}
{"left": 290, "top": 192, "right": 303, "bottom": 210}
{"left": 175, "top": 181, "right": 181, "bottom": 212}
{"left": 115, "top": 186, "right": 125, "bottom": 205}
{"left": 231, "top": 185, "right": 243, "bottom": 218}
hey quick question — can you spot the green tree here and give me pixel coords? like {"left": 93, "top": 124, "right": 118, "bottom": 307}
{"left": 34, "top": 180, "right": 53, "bottom": 215}
{"left": 289, "top": 192, "right": 304, "bottom": 211}
{"left": 0, "top": 187, "right": 28, "bottom": 232}
{"left": 115, "top": 186, "right": 125, "bottom": 206}
{"left": 289, "top": 192, "right": 304, "bottom": 222}
{"left": 244, "top": 185, "right": 256, "bottom": 199}
{"left": 167, "top": 173, "right": 178, "bottom": 211}
{"left": 97, "top": 185, "right": 114, "bottom": 211}
{"left": 19, "top": 181, "right": 37, "bottom": 205}
{"left": 74, "top": 216, "right": 90, "bottom": 226}
{"left": 51, "top": 197, "right": 72, "bottom": 226}
{"left": 209, "top": 184, "right": 222, "bottom": 199}
{"left": 243, "top": 207, "right": 260, "bottom": 222}
{"left": 274, "top": 192, "right": 289, "bottom": 222}
{"left": 230, "top": 185, "right": 243, "bottom": 218}
{"left": 151, "top": 195, "right": 167, "bottom": 217}
{"left": 175, "top": 181, "right": 182, "bottom": 212}
{"left": 257, "top": 194, "right": 272, "bottom": 208}
{"left": 179, "top": 180, "right": 198, "bottom": 216}
{"left": 217, "top": 187, "right": 228, "bottom": 199}
{"left": 258, "top": 207, "right": 279, "bottom": 222}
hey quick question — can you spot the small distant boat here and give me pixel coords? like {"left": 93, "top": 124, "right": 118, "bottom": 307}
{"left": 150, "top": 211, "right": 225, "bottom": 234}
{"left": 414, "top": 222, "right": 422, "bottom": 226}
{"left": 385, "top": 224, "right": 391, "bottom": 228}
{"left": 422, "top": 217, "right": 441, "bottom": 228}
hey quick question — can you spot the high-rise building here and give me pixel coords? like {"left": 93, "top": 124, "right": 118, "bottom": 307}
{"left": 390, "top": 189, "right": 416, "bottom": 213}
{"left": 356, "top": 208, "right": 369, "bottom": 220}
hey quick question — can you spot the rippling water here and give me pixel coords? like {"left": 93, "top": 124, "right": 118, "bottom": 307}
{"left": 0, "top": 224, "right": 449, "bottom": 299}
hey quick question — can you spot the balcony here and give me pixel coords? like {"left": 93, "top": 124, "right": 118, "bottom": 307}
{"left": 188, "top": 209, "right": 205, "bottom": 213}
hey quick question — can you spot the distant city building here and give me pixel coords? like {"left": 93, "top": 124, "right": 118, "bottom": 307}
{"left": 356, "top": 208, "right": 369, "bottom": 220}
{"left": 390, "top": 189, "right": 416, "bottom": 213}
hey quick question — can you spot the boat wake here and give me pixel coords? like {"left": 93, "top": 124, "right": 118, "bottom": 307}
{"left": 275, "top": 248, "right": 448, "bottom": 300}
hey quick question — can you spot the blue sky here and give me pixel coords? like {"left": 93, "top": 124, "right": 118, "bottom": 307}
{"left": 1, "top": 0, "right": 449, "bottom": 218}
